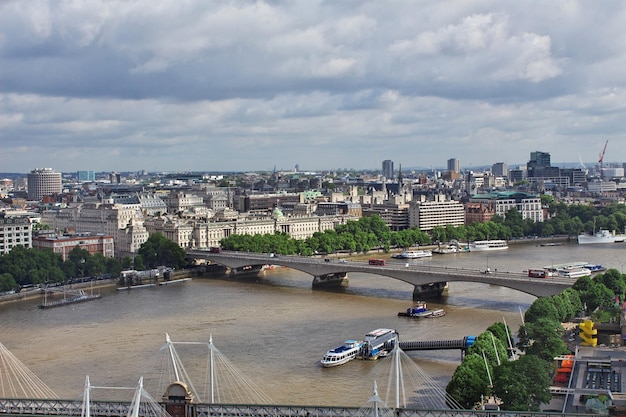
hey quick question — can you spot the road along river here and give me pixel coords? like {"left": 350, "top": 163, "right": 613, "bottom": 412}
{"left": 0, "top": 240, "right": 621, "bottom": 407}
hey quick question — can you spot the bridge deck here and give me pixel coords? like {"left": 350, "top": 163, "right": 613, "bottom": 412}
{"left": 187, "top": 249, "right": 574, "bottom": 297}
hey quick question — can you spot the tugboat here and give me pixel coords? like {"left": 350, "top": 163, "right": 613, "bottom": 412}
{"left": 398, "top": 301, "right": 445, "bottom": 318}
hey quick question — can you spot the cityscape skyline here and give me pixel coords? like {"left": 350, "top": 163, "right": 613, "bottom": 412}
{"left": 2, "top": 2, "right": 626, "bottom": 173}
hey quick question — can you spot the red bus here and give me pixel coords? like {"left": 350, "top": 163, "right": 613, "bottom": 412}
{"left": 528, "top": 268, "right": 553, "bottom": 278}
{"left": 368, "top": 259, "right": 386, "bottom": 266}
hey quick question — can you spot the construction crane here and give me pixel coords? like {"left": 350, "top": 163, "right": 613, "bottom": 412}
{"left": 599, "top": 140, "right": 608, "bottom": 179}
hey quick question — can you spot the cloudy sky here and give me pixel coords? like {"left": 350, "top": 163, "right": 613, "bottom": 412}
{"left": 2, "top": 1, "right": 626, "bottom": 174}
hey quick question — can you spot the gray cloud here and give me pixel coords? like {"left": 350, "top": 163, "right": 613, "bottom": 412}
{"left": 1, "top": 0, "right": 625, "bottom": 173}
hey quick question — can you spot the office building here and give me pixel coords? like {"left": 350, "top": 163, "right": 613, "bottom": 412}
{"left": 40, "top": 201, "right": 149, "bottom": 259}
{"left": 27, "top": 168, "right": 62, "bottom": 201}
{"left": 409, "top": 195, "right": 465, "bottom": 231}
{"left": 491, "top": 162, "right": 508, "bottom": 178}
{"left": 382, "top": 160, "right": 394, "bottom": 179}
{"left": 77, "top": 171, "right": 96, "bottom": 182}
{"left": 33, "top": 233, "right": 115, "bottom": 261}
{"left": 527, "top": 151, "right": 560, "bottom": 178}
{"left": 447, "top": 158, "right": 460, "bottom": 174}
{"left": 470, "top": 191, "right": 544, "bottom": 222}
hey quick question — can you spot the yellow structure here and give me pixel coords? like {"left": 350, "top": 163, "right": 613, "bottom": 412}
{"left": 579, "top": 319, "right": 598, "bottom": 347}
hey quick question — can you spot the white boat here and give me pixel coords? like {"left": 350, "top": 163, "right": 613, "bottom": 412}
{"left": 468, "top": 240, "right": 508, "bottom": 252}
{"left": 321, "top": 339, "right": 363, "bottom": 367}
{"left": 393, "top": 250, "right": 432, "bottom": 259}
{"left": 577, "top": 229, "right": 626, "bottom": 244}
{"left": 557, "top": 267, "right": 592, "bottom": 278}
{"left": 428, "top": 308, "right": 446, "bottom": 318}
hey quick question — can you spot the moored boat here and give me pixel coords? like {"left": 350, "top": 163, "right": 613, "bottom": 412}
{"left": 557, "top": 267, "right": 592, "bottom": 278}
{"left": 398, "top": 301, "right": 445, "bottom": 318}
{"left": 583, "top": 263, "right": 606, "bottom": 273}
{"left": 433, "top": 240, "right": 469, "bottom": 254}
{"left": 428, "top": 308, "right": 446, "bottom": 318}
{"left": 578, "top": 229, "right": 626, "bottom": 244}
{"left": 321, "top": 339, "right": 363, "bottom": 367}
{"left": 39, "top": 289, "right": 101, "bottom": 309}
{"left": 468, "top": 240, "right": 508, "bottom": 252}
{"left": 362, "top": 328, "right": 398, "bottom": 360}
{"left": 392, "top": 250, "right": 432, "bottom": 259}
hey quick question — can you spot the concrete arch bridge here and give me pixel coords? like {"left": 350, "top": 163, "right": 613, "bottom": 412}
{"left": 186, "top": 250, "right": 572, "bottom": 298}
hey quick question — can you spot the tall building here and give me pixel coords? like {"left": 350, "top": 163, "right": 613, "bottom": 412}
{"left": 491, "top": 162, "right": 508, "bottom": 177}
{"left": 77, "top": 171, "right": 95, "bottom": 182}
{"left": 382, "top": 160, "right": 394, "bottom": 179}
{"left": 447, "top": 158, "right": 460, "bottom": 174}
{"left": 529, "top": 151, "right": 551, "bottom": 168}
{"left": 27, "top": 168, "right": 62, "bottom": 201}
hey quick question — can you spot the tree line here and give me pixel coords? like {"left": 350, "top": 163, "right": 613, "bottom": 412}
{"left": 446, "top": 268, "right": 624, "bottom": 411}
{"left": 0, "top": 233, "right": 187, "bottom": 292}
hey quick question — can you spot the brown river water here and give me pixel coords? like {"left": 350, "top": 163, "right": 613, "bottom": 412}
{"left": 0, "top": 240, "right": 623, "bottom": 407}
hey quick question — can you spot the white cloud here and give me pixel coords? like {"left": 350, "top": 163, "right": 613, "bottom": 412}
{"left": 1, "top": 0, "right": 626, "bottom": 172}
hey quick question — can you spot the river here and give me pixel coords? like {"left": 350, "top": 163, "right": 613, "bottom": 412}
{"left": 0, "top": 240, "right": 623, "bottom": 407}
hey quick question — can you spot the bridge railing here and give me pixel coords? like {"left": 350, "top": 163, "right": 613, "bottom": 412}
{"left": 0, "top": 398, "right": 591, "bottom": 417}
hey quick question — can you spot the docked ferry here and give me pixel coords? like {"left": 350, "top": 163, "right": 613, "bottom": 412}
{"left": 543, "top": 262, "right": 593, "bottom": 278}
{"left": 320, "top": 339, "right": 363, "bottom": 367}
{"left": 468, "top": 240, "right": 509, "bottom": 252}
{"left": 361, "top": 328, "right": 398, "bottom": 360}
{"left": 556, "top": 267, "right": 592, "bottom": 278}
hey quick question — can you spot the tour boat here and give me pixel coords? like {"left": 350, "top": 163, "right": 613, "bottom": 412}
{"left": 320, "top": 339, "right": 363, "bottom": 368}
{"left": 468, "top": 240, "right": 508, "bottom": 252}
{"left": 393, "top": 250, "right": 432, "bottom": 259}
{"left": 557, "top": 267, "right": 592, "bottom": 279}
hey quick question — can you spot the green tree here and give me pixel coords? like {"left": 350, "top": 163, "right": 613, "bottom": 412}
{"left": 595, "top": 269, "right": 626, "bottom": 301}
{"left": 446, "top": 353, "right": 492, "bottom": 409}
{"left": 0, "top": 273, "right": 17, "bottom": 292}
{"left": 67, "top": 247, "right": 90, "bottom": 277}
{"left": 138, "top": 233, "right": 186, "bottom": 269}
{"left": 517, "top": 318, "right": 569, "bottom": 362}
{"left": 133, "top": 255, "right": 145, "bottom": 271}
{"left": 493, "top": 355, "right": 552, "bottom": 411}
{"left": 524, "top": 296, "right": 560, "bottom": 323}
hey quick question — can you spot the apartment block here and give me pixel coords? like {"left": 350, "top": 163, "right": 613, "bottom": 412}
{"left": 0, "top": 213, "right": 33, "bottom": 254}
